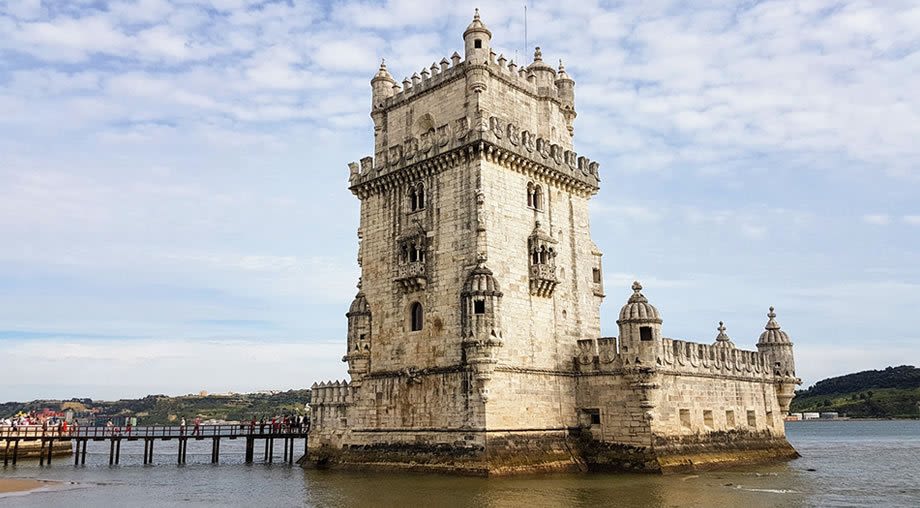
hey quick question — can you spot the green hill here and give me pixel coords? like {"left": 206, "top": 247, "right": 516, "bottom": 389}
{"left": 791, "top": 365, "right": 920, "bottom": 418}
{"left": 1, "top": 390, "right": 311, "bottom": 425}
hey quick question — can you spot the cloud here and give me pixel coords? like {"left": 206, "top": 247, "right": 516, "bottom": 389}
{"left": 862, "top": 214, "right": 891, "bottom": 225}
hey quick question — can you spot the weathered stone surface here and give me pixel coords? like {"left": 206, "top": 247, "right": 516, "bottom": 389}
{"left": 306, "top": 11, "right": 801, "bottom": 475}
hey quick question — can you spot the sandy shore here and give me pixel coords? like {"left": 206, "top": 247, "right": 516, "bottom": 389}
{"left": 0, "top": 478, "right": 54, "bottom": 495}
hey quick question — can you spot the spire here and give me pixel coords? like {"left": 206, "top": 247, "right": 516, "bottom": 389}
{"left": 765, "top": 306, "right": 780, "bottom": 330}
{"left": 372, "top": 59, "right": 394, "bottom": 83}
{"left": 714, "top": 321, "right": 735, "bottom": 348}
{"left": 556, "top": 59, "right": 573, "bottom": 82}
{"left": 617, "top": 280, "right": 662, "bottom": 325}
{"left": 758, "top": 306, "right": 792, "bottom": 345}
{"left": 464, "top": 7, "right": 492, "bottom": 38}
{"left": 628, "top": 281, "right": 647, "bottom": 303}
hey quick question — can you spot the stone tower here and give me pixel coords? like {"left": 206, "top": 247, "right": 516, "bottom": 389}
{"left": 317, "top": 10, "right": 603, "bottom": 472}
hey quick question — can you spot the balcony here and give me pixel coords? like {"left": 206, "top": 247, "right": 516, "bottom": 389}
{"left": 529, "top": 263, "right": 558, "bottom": 297}
{"left": 395, "top": 261, "right": 427, "bottom": 292}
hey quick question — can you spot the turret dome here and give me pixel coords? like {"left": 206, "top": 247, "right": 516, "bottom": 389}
{"left": 462, "top": 264, "right": 502, "bottom": 297}
{"left": 758, "top": 307, "right": 791, "bottom": 344}
{"left": 713, "top": 321, "right": 735, "bottom": 348}
{"left": 463, "top": 8, "right": 492, "bottom": 39}
{"left": 617, "top": 281, "right": 662, "bottom": 324}
{"left": 348, "top": 291, "right": 370, "bottom": 316}
{"left": 372, "top": 59, "right": 395, "bottom": 83}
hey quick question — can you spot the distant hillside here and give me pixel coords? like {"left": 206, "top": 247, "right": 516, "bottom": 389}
{"left": 1, "top": 390, "right": 311, "bottom": 425}
{"left": 791, "top": 366, "right": 920, "bottom": 418}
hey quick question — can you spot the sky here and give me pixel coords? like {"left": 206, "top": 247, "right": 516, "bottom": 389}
{"left": 0, "top": 0, "right": 918, "bottom": 401}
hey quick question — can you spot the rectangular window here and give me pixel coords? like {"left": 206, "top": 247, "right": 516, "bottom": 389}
{"left": 766, "top": 411, "right": 774, "bottom": 427}
{"left": 640, "top": 326, "right": 653, "bottom": 341}
{"left": 592, "top": 267, "right": 601, "bottom": 284}
{"left": 581, "top": 408, "right": 601, "bottom": 426}
{"left": 747, "top": 410, "right": 756, "bottom": 427}
{"left": 726, "top": 410, "right": 736, "bottom": 428}
{"left": 679, "top": 409, "right": 691, "bottom": 429}
{"left": 703, "top": 410, "right": 714, "bottom": 429}
{"left": 474, "top": 300, "right": 485, "bottom": 314}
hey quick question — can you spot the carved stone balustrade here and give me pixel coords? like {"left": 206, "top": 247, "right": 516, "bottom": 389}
{"left": 395, "top": 261, "right": 427, "bottom": 292}
{"left": 529, "top": 264, "right": 558, "bottom": 297}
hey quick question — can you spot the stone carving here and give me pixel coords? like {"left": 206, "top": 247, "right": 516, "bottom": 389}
{"left": 507, "top": 123, "right": 520, "bottom": 146}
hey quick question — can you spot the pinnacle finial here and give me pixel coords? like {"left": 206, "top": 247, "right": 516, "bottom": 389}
{"left": 534, "top": 46, "right": 543, "bottom": 62}
{"left": 474, "top": 7, "right": 480, "bottom": 20}
{"left": 559, "top": 59, "right": 565, "bottom": 71}
{"left": 764, "top": 306, "right": 781, "bottom": 331}
{"left": 632, "top": 281, "right": 642, "bottom": 293}
{"left": 380, "top": 58, "right": 386, "bottom": 69}
{"left": 718, "top": 321, "right": 726, "bottom": 333}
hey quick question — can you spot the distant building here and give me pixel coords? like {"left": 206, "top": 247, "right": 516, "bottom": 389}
{"left": 307, "top": 10, "right": 802, "bottom": 475}
{"left": 803, "top": 412, "right": 821, "bottom": 420}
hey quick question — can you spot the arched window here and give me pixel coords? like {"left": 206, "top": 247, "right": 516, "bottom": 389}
{"left": 527, "top": 182, "right": 535, "bottom": 208}
{"left": 534, "top": 185, "right": 544, "bottom": 210}
{"left": 410, "top": 302, "right": 423, "bottom": 331}
{"left": 409, "top": 183, "right": 425, "bottom": 212}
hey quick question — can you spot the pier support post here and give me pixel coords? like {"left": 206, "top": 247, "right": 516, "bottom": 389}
{"left": 244, "top": 437, "right": 254, "bottom": 463}
{"left": 75, "top": 441, "right": 80, "bottom": 466}
{"left": 40, "top": 440, "right": 45, "bottom": 466}
{"left": 12, "top": 440, "right": 19, "bottom": 465}
{"left": 115, "top": 438, "right": 121, "bottom": 465}
{"left": 4, "top": 440, "right": 10, "bottom": 467}
{"left": 109, "top": 438, "right": 115, "bottom": 466}
{"left": 81, "top": 439, "right": 87, "bottom": 465}
{"left": 47, "top": 438, "right": 54, "bottom": 465}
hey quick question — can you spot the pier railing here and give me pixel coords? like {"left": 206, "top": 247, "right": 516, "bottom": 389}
{"left": 1, "top": 424, "right": 309, "bottom": 440}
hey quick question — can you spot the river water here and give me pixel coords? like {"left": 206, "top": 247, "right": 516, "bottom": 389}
{"left": 1, "top": 420, "right": 918, "bottom": 507}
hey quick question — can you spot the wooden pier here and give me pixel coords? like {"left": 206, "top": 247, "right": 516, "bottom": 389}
{"left": 1, "top": 424, "right": 308, "bottom": 467}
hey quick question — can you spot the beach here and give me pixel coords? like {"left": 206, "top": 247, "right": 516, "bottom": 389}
{"left": 0, "top": 479, "right": 49, "bottom": 495}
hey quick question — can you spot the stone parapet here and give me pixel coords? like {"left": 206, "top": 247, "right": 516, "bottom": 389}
{"left": 348, "top": 117, "right": 600, "bottom": 198}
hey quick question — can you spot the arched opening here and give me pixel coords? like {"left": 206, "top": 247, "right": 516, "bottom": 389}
{"left": 534, "top": 185, "right": 544, "bottom": 210}
{"left": 409, "top": 186, "right": 418, "bottom": 212}
{"left": 410, "top": 302, "right": 424, "bottom": 331}
{"left": 416, "top": 183, "right": 425, "bottom": 209}
{"left": 527, "top": 182, "right": 535, "bottom": 208}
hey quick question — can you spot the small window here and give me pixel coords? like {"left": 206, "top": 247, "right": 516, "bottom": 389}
{"left": 474, "top": 39, "right": 482, "bottom": 49}
{"left": 592, "top": 267, "right": 601, "bottom": 284}
{"left": 581, "top": 408, "right": 600, "bottom": 426}
{"left": 766, "top": 411, "right": 774, "bottom": 427}
{"left": 747, "top": 410, "right": 756, "bottom": 427}
{"left": 410, "top": 302, "right": 423, "bottom": 331}
{"left": 703, "top": 410, "right": 714, "bottom": 428}
{"left": 639, "top": 326, "right": 653, "bottom": 341}
{"left": 359, "top": 334, "right": 366, "bottom": 342}
{"left": 679, "top": 409, "right": 691, "bottom": 429}
{"left": 416, "top": 183, "right": 425, "bottom": 209}
{"left": 527, "top": 182, "right": 535, "bottom": 207}
{"left": 533, "top": 185, "right": 544, "bottom": 210}
{"left": 473, "top": 300, "right": 485, "bottom": 314}
{"left": 726, "top": 410, "right": 736, "bottom": 428}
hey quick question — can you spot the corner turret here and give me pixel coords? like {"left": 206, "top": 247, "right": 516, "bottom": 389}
{"left": 756, "top": 306, "right": 800, "bottom": 414}
{"left": 463, "top": 8, "right": 492, "bottom": 64}
{"left": 527, "top": 47, "right": 557, "bottom": 94}
{"left": 555, "top": 60, "right": 576, "bottom": 135}
{"left": 617, "top": 281, "right": 663, "bottom": 366}
{"left": 371, "top": 59, "right": 396, "bottom": 110}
